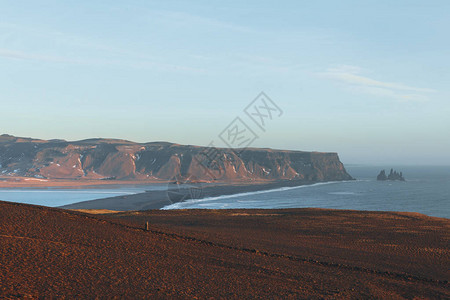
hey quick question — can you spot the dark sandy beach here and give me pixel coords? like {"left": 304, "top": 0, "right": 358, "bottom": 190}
{"left": 0, "top": 201, "right": 448, "bottom": 298}
{"left": 61, "top": 179, "right": 319, "bottom": 210}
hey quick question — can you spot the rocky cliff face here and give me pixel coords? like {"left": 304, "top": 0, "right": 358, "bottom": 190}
{"left": 0, "top": 134, "right": 353, "bottom": 182}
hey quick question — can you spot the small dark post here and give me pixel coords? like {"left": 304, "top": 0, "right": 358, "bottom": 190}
{"left": 145, "top": 221, "right": 149, "bottom": 231}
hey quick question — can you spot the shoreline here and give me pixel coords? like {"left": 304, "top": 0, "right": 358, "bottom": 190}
{"left": 60, "top": 179, "right": 322, "bottom": 211}
{"left": 0, "top": 176, "right": 282, "bottom": 189}
{"left": 0, "top": 177, "right": 170, "bottom": 189}
{"left": 161, "top": 180, "right": 353, "bottom": 210}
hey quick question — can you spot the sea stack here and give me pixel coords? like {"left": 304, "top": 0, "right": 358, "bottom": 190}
{"left": 377, "top": 169, "right": 405, "bottom": 181}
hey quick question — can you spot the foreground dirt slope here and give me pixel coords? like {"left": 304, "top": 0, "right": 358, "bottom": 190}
{"left": 109, "top": 209, "right": 450, "bottom": 281}
{"left": 1, "top": 202, "right": 449, "bottom": 298}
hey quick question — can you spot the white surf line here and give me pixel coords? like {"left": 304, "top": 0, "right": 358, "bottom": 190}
{"left": 161, "top": 180, "right": 358, "bottom": 210}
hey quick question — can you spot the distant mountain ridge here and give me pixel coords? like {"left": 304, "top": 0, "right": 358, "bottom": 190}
{"left": 0, "top": 134, "right": 353, "bottom": 182}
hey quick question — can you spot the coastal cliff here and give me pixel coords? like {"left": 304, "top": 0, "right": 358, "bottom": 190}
{"left": 0, "top": 134, "right": 352, "bottom": 182}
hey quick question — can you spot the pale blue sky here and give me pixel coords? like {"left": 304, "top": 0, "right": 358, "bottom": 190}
{"left": 1, "top": 1, "right": 449, "bottom": 164}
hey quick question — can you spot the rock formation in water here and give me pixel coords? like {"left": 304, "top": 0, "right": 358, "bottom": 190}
{"left": 0, "top": 134, "right": 353, "bottom": 182}
{"left": 377, "top": 169, "right": 405, "bottom": 181}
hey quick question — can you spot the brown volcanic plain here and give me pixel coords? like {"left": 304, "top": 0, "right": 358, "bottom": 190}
{"left": 0, "top": 201, "right": 448, "bottom": 298}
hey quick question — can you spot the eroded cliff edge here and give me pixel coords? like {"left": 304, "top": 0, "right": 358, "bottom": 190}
{"left": 0, "top": 134, "right": 353, "bottom": 182}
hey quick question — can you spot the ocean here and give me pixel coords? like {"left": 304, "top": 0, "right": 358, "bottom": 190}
{"left": 162, "top": 166, "right": 450, "bottom": 218}
{"left": 0, "top": 166, "right": 448, "bottom": 218}
{"left": 0, "top": 185, "right": 167, "bottom": 207}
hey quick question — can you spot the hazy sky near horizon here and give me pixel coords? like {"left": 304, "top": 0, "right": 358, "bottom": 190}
{"left": 1, "top": 1, "right": 449, "bottom": 165}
